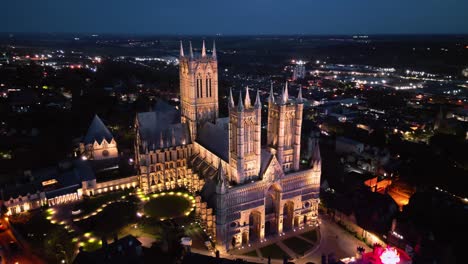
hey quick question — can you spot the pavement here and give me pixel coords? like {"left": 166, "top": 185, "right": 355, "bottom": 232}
{"left": 188, "top": 215, "right": 371, "bottom": 264}
{"left": 295, "top": 216, "right": 371, "bottom": 264}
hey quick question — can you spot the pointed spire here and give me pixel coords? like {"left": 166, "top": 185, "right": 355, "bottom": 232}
{"left": 160, "top": 131, "right": 164, "bottom": 148}
{"left": 237, "top": 90, "right": 244, "bottom": 112}
{"left": 244, "top": 86, "right": 251, "bottom": 108}
{"left": 216, "top": 159, "right": 227, "bottom": 193}
{"left": 189, "top": 41, "right": 194, "bottom": 58}
{"left": 171, "top": 128, "right": 176, "bottom": 146}
{"left": 297, "top": 87, "right": 303, "bottom": 103}
{"left": 179, "top": 41, "right": 184, "bottom": 57}
{"left": 216, "top": 159, "right": 225, "bottom": 184}
{"left": 268, "top": 82, "right": 275, "bottom": 104}
{"left": 311, "top": 140, "right": 321, "bottom": 171}
{"left": 282, "top": 81, "right": 289, "bottom": 104}
{"left": 143, "top": 140, "right": 148, "bottom": 153}
{"left": 201, "top": 40, "right": 206, "bottom": 57}
{"left": 254, "top": 89, "right": 261, "bottom": 108}
{"left": 229, "top": 88, "right": 235, "bottom": 108}
{"left": 212, "top": 40, "right": 217, "bottom": 59}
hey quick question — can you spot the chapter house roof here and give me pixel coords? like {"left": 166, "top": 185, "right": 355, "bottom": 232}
{"left": 84, "top": 115, "right": 114, "bottom": 144}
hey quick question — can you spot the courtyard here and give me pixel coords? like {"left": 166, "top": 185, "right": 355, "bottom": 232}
{"left": 143, "top": 193, "right": 192, "bottom": 219}
{"left": 237, "top": 228, "right": 319, "bottom": 260}
{"left": 9, "top": 188, "right": 202, "bottom": 262}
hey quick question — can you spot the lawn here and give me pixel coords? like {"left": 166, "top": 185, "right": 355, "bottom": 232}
{"left": 144, "top": 195, "right": 191, "bottom": 219}
{"left": 300, "top": 229, "right": 318, "bottom": 242}
{"left": 282, "top": 236, "right": 313, "bottom": 255}
{"left": 73, "top": 189, "right": 134, "bottom": 216}
{"left": 11, "top": 210, "right": 76, "bottom": 263}
{"left": 259, "top": 243, "right": 290, "bottom": 259}
{"left": 242, "top": 250, "right": 258, "bottom": 257}
{"left": 75, "top": 201, "right": 137, "bottom": 237}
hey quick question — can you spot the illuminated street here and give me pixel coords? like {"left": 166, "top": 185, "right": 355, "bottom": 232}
{"left": 0, "top": 218, "right": 45, "bottom": 264}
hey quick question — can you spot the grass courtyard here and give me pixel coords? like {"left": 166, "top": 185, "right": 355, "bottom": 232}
{"left": 282, "top": 236, "right": 313, "bottom": 255}
{"left": 73, "top": 188, "right": 134, "bottom": 216}
{"left": 300, "top": 229, "right": 318, "bottom": 242}
{"left": 75, "top": 201, "right": 138, "bottom": 238}
{"left": 12, "top": 210, "right": 76, "bottom": 263}
{"left": 259, "top": 243, "right": 290, "bottom": 259}
{"left": 143, "top": 194, "right": 191, "bottom": 219}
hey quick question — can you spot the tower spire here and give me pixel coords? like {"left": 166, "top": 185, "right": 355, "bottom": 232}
{"left": 244, "top": 86, "right": 251, "bottom": 108}
{"left": 212, "top": 40, "right": 217, "bottom": 59}
{"left": 216, "top": 159, "right": 227, "bottom": 193}
{"left": 229, "top": 88, "right": 235, "bottom": 108}
{"left": 311, "top": 140, "right": 321, "bottom": 171}
{"left": 297, "top": 86, "right": 303, "bottom": 103}
{"left": 202, "top": 40, "right": 206, "bottom": 57}
{"left": 171, "top": 128, "right": 176, "bottom": 146}
{"left": 282, "top": 81, "right": 289, "bottom": 104}
{"left": 159, "top": 131, "right": 164, "bottom": 148}
{"left": 238, "top": 90, "right": 244, "bottom": 112}
{"left": 179, "top": 41, "right": 184, "bottom": 57}
{"left": 268, "top": 82, "right": 275, "bottom": 104}
{"left": 189, "top": 41, "right": 194, "bottom": 58}
{"left": 254, "top": 89, "right": 261, "bottom": 108}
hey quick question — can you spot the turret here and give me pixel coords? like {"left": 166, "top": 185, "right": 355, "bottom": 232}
{"left": 237, "top": 90, "right": 244, "bottom": 112}
{"left": 179, "top": 41, "right": 184, "bottom": 57}
{"left": 293, "top": 87, "right": 304, "bottom": 171}
{"left": 310, "top": 139, "right": 321, "bottom": 172}
{"left": 282, "top": 81, "right": 289, "bottom": 104}
{"left": 297, "top": 86, "right": 303, "bottom": 103}
{"left": 216, "top": 159, "right": 227, "bottom": 194}
{"left": 254, "top": 89, "right": 261, "bottom": 109}
{"left": 244, "top": 86, "right": 251, "bottom": 108}
{"left": 268, "top": 82, "right": 275, "bottom": 104}
{"left": 202, "top": 40, "right": 206, "bottom": 57}
{"left": 159, "top": 131, "right": 164, "bottom": 148}
{"left": 229, "top": 88, "right": 235, "bottom": 108}
{"left": 189, "top": 41, "right": 194, "bottom": 59}
{"left": 212, "top": 40, "right": 217, "bottom": 59}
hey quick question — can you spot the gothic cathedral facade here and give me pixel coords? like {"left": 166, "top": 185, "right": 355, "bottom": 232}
{"left": 134, "top": 41, "right": 321, "bottom": 252}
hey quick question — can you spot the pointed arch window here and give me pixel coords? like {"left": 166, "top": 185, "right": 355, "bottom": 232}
{"left": 197, "top": 74, "right": 202, "bottom": 98}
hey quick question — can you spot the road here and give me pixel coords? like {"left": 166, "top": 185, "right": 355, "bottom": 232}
{"left": 185, "top": 215, "right": 371, "bottom": 264}
{"left": 0, "top": 218, "right": 45, "bottom": 264}
{"left": 295, "top": 216, "right": 371, "bottom": 264}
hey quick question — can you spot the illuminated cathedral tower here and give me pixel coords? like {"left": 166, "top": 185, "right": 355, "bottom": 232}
{"left": 267, "top": 82, "right": 304, "bottom": 172}
{"left": 228, "top": 87, "right": 262, "bottom": 183}
{"left": 179, "top": 40, "right": 219, "bottom": 141}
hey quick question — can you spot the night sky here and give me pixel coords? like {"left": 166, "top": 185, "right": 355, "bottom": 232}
{"left": 2, "top": 0, "right": 468, "bottom": 35}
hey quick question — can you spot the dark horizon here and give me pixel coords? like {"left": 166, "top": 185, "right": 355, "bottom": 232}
{"left": 2, "top": 32, "right": 468, "bottom": 38}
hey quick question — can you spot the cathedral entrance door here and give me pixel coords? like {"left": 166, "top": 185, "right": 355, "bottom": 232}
{"left": 265, "top": 221, "right": 271, "bottom": 235}
{"left": 249, "top": 211, "right": 262, "bottom": 242}
{"left": 283, "top": 201, "right": 294, "bottom": 232}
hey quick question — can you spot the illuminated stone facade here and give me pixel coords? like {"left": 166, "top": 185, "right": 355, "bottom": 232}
{"left": 135, "top": 41, "right": 321, "bottom": 251}
{"left": 80, "top": 115, "right": 118, "bottom": 160}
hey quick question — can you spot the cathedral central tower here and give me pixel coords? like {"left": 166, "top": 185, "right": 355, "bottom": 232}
{"left": 179, "top": 40, "right": 219, "bottom": 141}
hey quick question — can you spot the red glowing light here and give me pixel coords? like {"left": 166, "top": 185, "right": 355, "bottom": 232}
{"left": 380, "top": 247, "right": 400, "bottom": 264}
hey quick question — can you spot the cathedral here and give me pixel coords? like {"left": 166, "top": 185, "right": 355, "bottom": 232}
{"left": 134, "top": 41, "right": 321, "bottom": 251}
